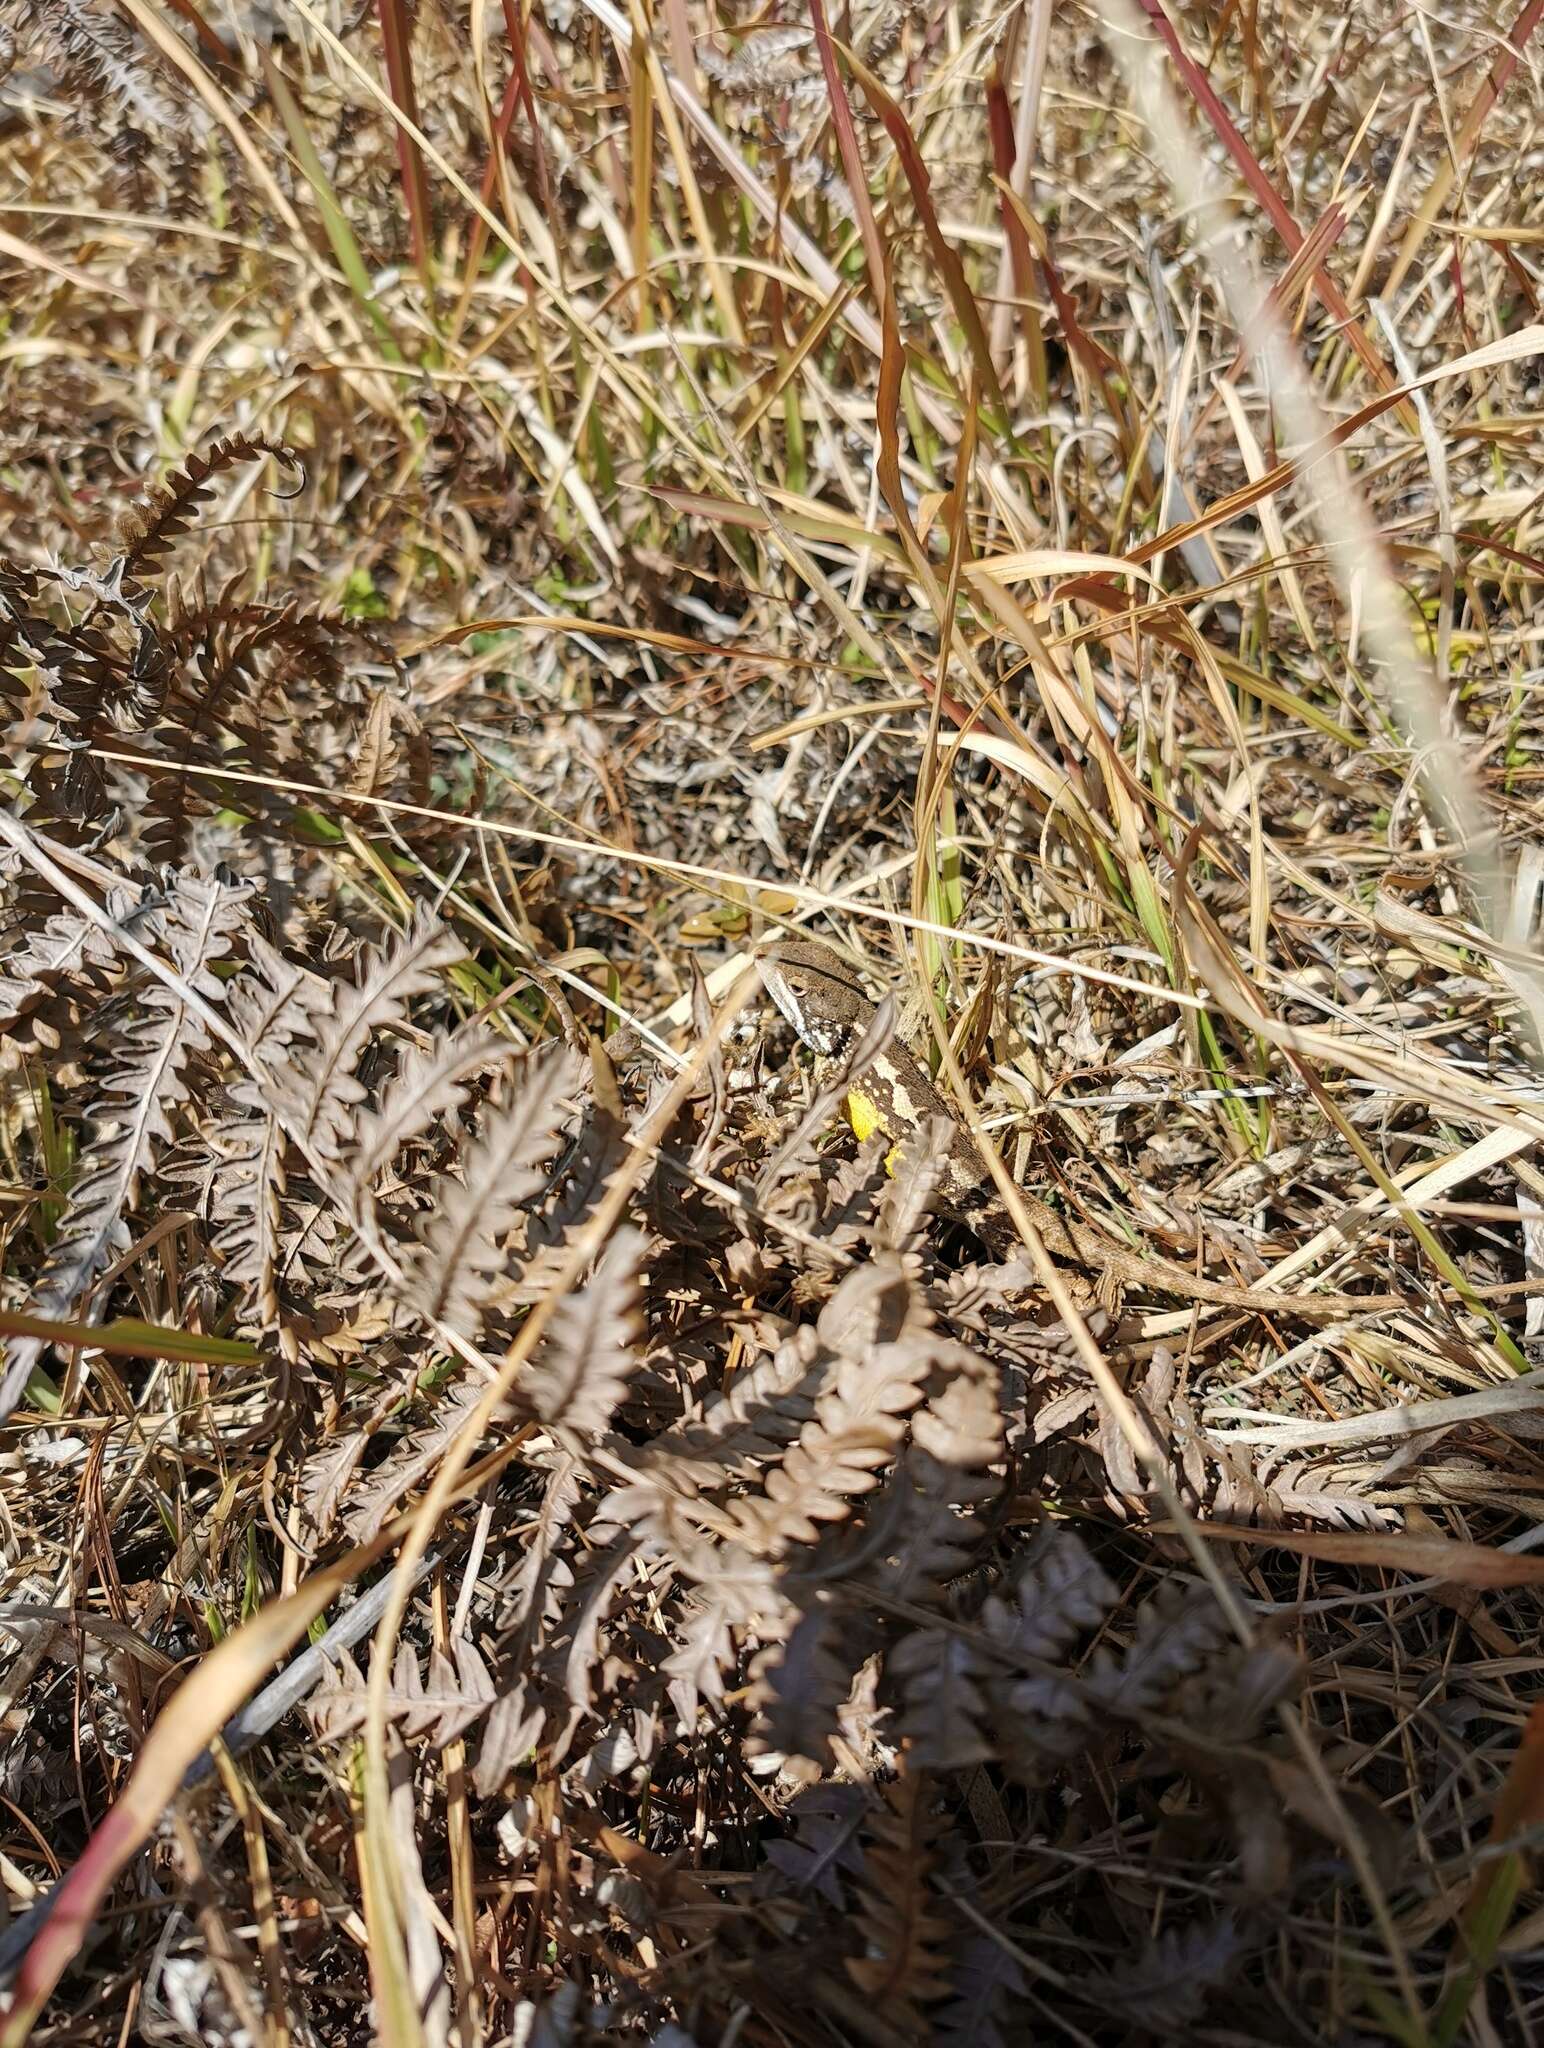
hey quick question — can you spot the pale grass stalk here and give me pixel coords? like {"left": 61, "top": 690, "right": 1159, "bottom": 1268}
{"left": 1097, "top": 6, "right": 1516, "bottom": 2018}
{"left": 1098, "top": 0, "right": 1543, "bottom": 1048}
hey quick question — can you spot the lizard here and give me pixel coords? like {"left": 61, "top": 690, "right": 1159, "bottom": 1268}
{"left": 757, "top": 935, "right": 1400, "bottom": 1319}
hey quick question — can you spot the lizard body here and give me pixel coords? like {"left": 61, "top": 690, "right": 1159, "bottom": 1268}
{"left": 758, "top": 937, "right": 1396, "bottom": 1319}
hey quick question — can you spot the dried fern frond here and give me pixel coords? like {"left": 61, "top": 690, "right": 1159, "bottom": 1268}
{"left": 117, "top": 435, "right": 303, "bottom": 589}
{"left": 727, "top": 1257, "right": 939, "bottom": 1555}
{"left": 341, "top": 1024, "right": 515, "bottom": 1204}
{"left": 12, "top": 0, "right": 190, "bottom": 143}
{"left": 225, "top": 932, "right": 332, "bottom": 1068}
{"left": 749, "top": 1599, "right": 857, "bottom": 1766}
{"left": 206, "top": 1097, "right": 287, "bottom": 1333}
{"left": 877, "top": 1349, "right": 1004, "bottom": 1600}
{"left": 875, "top": 1114, "right": 958, "bottom": 1254}
{"left": 1084, "top": 1576, "right": 1236, "bottom": 1719}
{"left": 309, "top": 1637, "right": 497, "bottom": 1747}
{"left": 523, "top": 1224, "right": 645, "bottom": 1437}
{"left": 890, "top": 1628, "right": 994, "bottom": 1771}
{"left": 628, "top": 1320, "right": 826, "bottom": 1493}
{"left": 344, "top": 1374, "right": 496, "bottom": 1546}
{"left": 845, "top": 1765, "right": 952, "bottom": 2037}
{"left": 400, "top": 1043, "right": 585, "bottom": 1341}
{"left": 2, "top": 869, "right": 254, "bottom": 1416}
{"left": 982, "top": 1527, "right": 1120, "bottom": 1666}
{"left": 761, "top": 1783, "right": 869, "bottom": 1905}
{"left": 0, "top": 900, "right": 117, "bottom": 1028}
{"left": 1084, "top": 1919, "right": 1244, "bottom": 2034}
{"left": 260, "top": 906, "right": 466, "bottom": 1169}
{"left": 936, "top": 1931, "right": 1028, "bottom": 2048}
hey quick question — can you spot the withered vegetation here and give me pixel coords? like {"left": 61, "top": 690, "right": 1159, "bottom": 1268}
{"left": 2, "top": 2, "right": 1544, "bottom": 2044}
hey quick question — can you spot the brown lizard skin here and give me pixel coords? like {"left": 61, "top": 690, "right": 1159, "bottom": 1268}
{"left": 759, "top": 936, "right": 1398, "bottom": 1318}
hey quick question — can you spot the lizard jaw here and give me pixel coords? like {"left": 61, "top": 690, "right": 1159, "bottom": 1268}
{"left": 758, "top": 956, "right": 845, "bottom": 1055}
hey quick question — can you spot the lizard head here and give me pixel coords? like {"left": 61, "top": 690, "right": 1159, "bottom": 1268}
{"left": 757, "top": 937, "right": 869, "bottom": 1056}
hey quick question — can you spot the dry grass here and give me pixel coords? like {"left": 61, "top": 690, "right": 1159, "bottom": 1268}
{"left": 2, "top": 0, "right": 1544, "bottom": 2042}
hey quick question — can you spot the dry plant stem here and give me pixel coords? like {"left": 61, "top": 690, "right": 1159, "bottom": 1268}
{"left": 356, "top": 966, "right": 763, "bottom": 2038}
{"left": 916, "top": 969, "right": 1252, "bottom": 1643}
{"left": 284, "top": 0, "right": 748, "bottom": 477}
{"left": 0, "top": 223, "right": 144, "bottom": 306}
{"left": 1101, "top": 0, "right": 1543, "bottom": 1052}
{"left": 575, "top": 0, "right": 1026, "bottom": 479}
{"left": 1095, "top": 3, "right": 1461, "bottom": 2021}
{"left": 987, "top": 0, "right": 1052, "bottom": 369}
{"left": 0, "top": 1462, "right": 510, "bottom": 2035}
{"left": 1379, "top": 0, "right": 1544, "bottom": 310}
{"left": 97, "top": 750, "right": 1544, "bottom": 1158}
{"left": 115, "top": 0, "right": 308, "bottom": 247}
{"left": 90, "top": 748, "right": 1215, "bottom": 1014}
{"left": 917, "top": 1029, "right": 1428, "bottom": 2023}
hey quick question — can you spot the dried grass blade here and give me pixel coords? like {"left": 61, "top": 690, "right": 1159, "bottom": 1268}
{"left": 840, "top": 43, "right": 1011, "bottom": 426}
{"left": 805, "top": 0, "right": 885, "bottom": 303}
{"left": 1434, "top": 1704, "right": 1544, "bottom": 2044}
{"left": 0, "top": 1523, "right": 407, "bottom": 2046}
{"left": 377, "top": 0, "right": 434, "bottom": 281}
{"left": 1134, "top": 0, "right": 1396, "bottom": 398}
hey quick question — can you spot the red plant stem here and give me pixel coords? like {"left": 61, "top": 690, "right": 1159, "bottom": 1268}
{"left": 378, "top": 0, "right": 434, "bottom": 278}
{"left": 806, "top": 0, "right": 887, "bottom": 301}
{"left": 500, "top": 0, "right": 555, "bottom": 225}
{"left": 986, "top": 65, "right": 1034, "bottom": 301}
{"left": 1136, "top": 0, "right": 1394, "bottom": 396}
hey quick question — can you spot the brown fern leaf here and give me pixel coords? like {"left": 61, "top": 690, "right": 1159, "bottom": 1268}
{"left": 876, "top": 1348, "right": 1004, "bottom": 1601}
{"left": 726, "top": 1257, "right": 938, "bottom": 1555}
{"left": 762, "top": 1783, "right": 869, "bottom": 1905}
{"left": 117, "top": 435, "right": 303, "bottom": 587}
{"left": 890, "top": 1628, "right": 994, "bottom": 1771}
{"left": 627, "top": 1321, "right": 826, "bottom": 1496}
{"left": 875, "top": 1114, "right": 958, "bottom": 1254}
{"left": 523, "top": 1225, "right": 645, "bottom": 1437}
{"left": 225, "top": 932, "right": 332, "bottom": 1068}
{"left": 749, "top": 1599, "right": 857, "bottom": 1766}
{"left": 1084, "top": 1919, "right": 1244, "bottom": 2034}
{"left": 979, "top": 1528, "right": 1118, "bottom": 1781}
{"left": 474, "top": 1456, "right": 587, "bottom": 1791}
{"left": 488, "top": 1453, "right": 581, "bottom": 1679}
{"left": 262, "top": 906, "right": 467, "bottom": 1170}
{"left": 1, "top": 868, "right": 254, "bottom": 1419}
{"left": 344, "top": 1376, "right": 495, "bottom": 1545}
{"left": 550, "top": 1529, "right": 635, "bottom": 1736}
{"left": 400, "top": 1043, "right": 585, "bottom": 1340}
{"left": 208, "top": 1098, "right": 286, "bottom": 1332}
{"left": 0, "top": 901, "right": 118, "bottom": 1028}
{"left": 308, "top": 1639, "right": 497, "bottom": 1748}
{"left": 342, "top": 1026, "right": 514, "bottom": 1206}
{"left": 937, "top": 1930, "right": 1028, "bottom": 2047}
{"left": 982, "top": 1526, "right": 1120, "bottom": 1664}
{"left": 298, "top": 1429, "right": 371, "bottom": 1545}
{"left": 1085, "top": 1576, "right": 1234, "bottom": 1719}
{"left": 13, "top": 0, "right": 190, "bottom": 151}
{"left": 845, "top": 1764, "right": 952, "bottom": 2037}
{"left": 204, "top": 938, "right": 336, "bottom": 1330}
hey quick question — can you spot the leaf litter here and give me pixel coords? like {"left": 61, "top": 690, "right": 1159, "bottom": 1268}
{"left": 2, "top": 1, "right": 1544, "bottom": 2043}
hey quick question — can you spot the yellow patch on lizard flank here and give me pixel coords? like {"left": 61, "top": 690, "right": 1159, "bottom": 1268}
{"left": 845, "top": 1085, "right": 888, "bottom": 1143}
{"left": 845, "top": 1088, "right": 906, "bottom": 1174}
